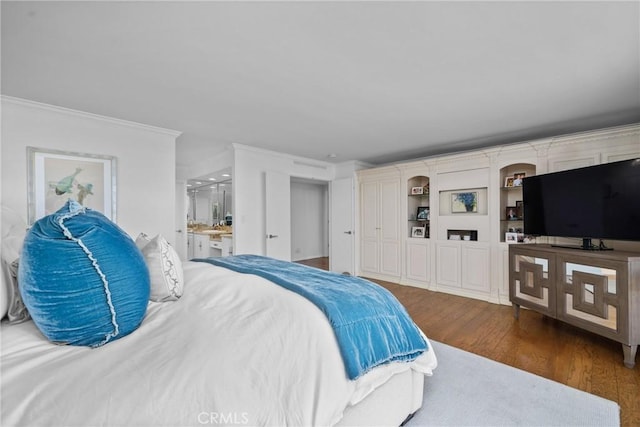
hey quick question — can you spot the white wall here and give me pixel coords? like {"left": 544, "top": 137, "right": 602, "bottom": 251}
{"left": 232, "top": 144, "right": 335, "bottom": 256}
{"left": 291, "top": 181, "right": 328, "bottom": 261}
{"left": 1, "top": 97, "right": 180, "bottom": 243}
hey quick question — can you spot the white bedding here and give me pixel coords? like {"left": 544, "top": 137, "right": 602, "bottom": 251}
{"left": 1, "top": 261, "right": 437, "bottom": 426}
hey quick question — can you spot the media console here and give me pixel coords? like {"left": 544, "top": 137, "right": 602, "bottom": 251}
{"left": 509, "top": 244, "right": 640, "bottom": 368}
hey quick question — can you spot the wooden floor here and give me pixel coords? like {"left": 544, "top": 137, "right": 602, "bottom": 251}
{"left": 297, "top": 257, "right": 640, "bottom": 427}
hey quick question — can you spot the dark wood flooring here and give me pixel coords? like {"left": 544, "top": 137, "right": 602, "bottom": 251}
{"left": 296, "top": 257, "right": 640, "bottom": 427}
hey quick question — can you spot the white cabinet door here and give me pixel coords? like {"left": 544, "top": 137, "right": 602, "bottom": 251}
{"left": 379, "top": 179, "right": 400, "bottom": 276}
{"left": 406, "top": 240, "right": 429, "bottom": 282}
{"left": 461, "top": 244, "right": 490, "bottom": 292}
{"left": 359, "top": 177, "right": 400, "bottom": 277}
{"left": 193, "top": 234, "right": 211, "bottom": 259}
{"left": 379, "top": 180, "right": 400, "bottom": 242}
{"left": 360, "top": 181, "right": 379, "bottom": 241}
{"left": 360, "top": 181, "right": 379, "bottom": 274}
{"left": 222, "top": 236, "right": 233, "bottom": 257}
{"left": 436, "top": 242, "right": 460, "bottom": 288}
{"left": 437, "top": 242, "right": 490, "bottom": 295}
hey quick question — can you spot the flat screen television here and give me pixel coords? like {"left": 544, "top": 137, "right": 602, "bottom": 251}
{"left": 522, "top": 158, "right": 640, "bottom": 250}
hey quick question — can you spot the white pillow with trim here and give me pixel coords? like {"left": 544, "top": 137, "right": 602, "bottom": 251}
{"left": 136, "top": 233, "right": 184, "bottom": 302}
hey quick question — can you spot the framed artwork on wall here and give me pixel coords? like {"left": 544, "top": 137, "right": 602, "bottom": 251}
{"left": 451, "top": 191, "right": 478, "bottom": 213}
{"left": 27, "top": 147, "right": 117, "bottom": 224}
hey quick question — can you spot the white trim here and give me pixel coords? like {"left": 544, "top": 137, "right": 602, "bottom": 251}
{"left": 232, "top": 143, "right": 334, "bottom": 169}
{"left": 1, "top": 95, "right": 183, "bottom": 138}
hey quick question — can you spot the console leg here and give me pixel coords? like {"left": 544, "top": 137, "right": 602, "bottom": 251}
{"left": 513, "top": 303, "right": 520, "bottom": 320}
{"left": 622, "top": 344, "right": 637, "bottom": 368}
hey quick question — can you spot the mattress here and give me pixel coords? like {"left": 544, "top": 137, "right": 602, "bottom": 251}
{"left": 1, "top": 261, "right": 437, "bottom": 426}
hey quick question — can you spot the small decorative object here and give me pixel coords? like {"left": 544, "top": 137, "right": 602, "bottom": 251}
{"left": 451, "top": 192, "right": 477, "bottom": 213}
{"left": 411, "top": 226, "right": 425, "bottom": 238}
{"left": 411, "top": 186, "right": 424, "bottom": 195}
{"left": 513, "top": 172, "right": 526, "bottom": 187}
{"left": 506, "top": 206, "right": 518, "bottom": 220}
{"left": 27, "top": 147, "right": 116, "bottom": 224}
{"left": 504, "top": 176, "right": 514, "bottom": 187}
{"left": 505, "top": 232, "right": 518, "bottom": 243}
{"left": 416, "top": 206, "right": 430, "bottom": 220}
{"left": 449, "top": 234, "right": 461, "bottom": 240}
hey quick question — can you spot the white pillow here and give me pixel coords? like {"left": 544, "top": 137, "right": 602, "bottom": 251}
{"left": 2, "top": 259, "right": 30, "bottom": 323}
{"left": 0, "top": 263, "right": 7, "bottom": 320}
{"left": 1, "top": 207, "right": 28, "bottom": 320}
{"left": 136, "top": 233, "right": 184, "bottom": 302}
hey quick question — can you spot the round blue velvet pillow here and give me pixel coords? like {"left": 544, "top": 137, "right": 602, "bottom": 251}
{"left": 18, "top": 200, "right": 150, "bottom": 347}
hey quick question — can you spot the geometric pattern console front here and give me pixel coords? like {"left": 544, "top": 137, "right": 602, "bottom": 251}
{"left": 571, "top": 270, "right": 608, "bottom": 319}
{"left": 519, "top": 260, "right": 544, "bottom": 299}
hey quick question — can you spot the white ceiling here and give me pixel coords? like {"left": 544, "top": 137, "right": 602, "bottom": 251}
{"left": 2, "top": 1, "right": 639, "bottom": 168}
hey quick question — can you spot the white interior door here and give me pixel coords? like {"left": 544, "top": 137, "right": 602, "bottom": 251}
{"left": 330, "top": 177, "right": 355, "bottom": 275}
{"left": 265, "top": 170, "right": 291, "bottom": 261}
{"left": 174, "top": 181, "right": 188, "bottom": 260}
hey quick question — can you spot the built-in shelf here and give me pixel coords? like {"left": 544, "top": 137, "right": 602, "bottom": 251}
{"left": 407, "top": 175, "right": 430, "bottom": 239}
{"left": 499, "top": 163, "right": 535, "bottom": 243}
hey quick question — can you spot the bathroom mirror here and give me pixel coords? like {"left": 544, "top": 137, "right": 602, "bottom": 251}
{"left": 187, "top": 169, "right": 232, "bottom": 226}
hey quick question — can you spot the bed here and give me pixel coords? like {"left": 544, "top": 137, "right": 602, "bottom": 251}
{"left": 2, "top": 259, "right": 437, "bottom": 426}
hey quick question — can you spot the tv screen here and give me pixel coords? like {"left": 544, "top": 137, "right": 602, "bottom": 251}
{"left": 523, "top": 158, "right": 640, "bottom": 243}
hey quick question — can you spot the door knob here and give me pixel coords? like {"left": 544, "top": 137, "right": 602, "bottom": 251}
{"left": 267, "top": 234, "right": 279, "bottom": 239}
{"left": 344, "top": 231, "right": 353, "bottom": 235}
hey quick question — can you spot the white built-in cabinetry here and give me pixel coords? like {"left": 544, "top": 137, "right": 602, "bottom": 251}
{"left": 192, "top": 233, "right": 212, "bottom": 259}
{"left": 433, "top": 165, "right": 492, "bottom": 299}
{"left": 405, "top": 174, "right": 431, "bottom": 283}
{"left": 356, "top": 124, "right": 640, "bottom": 305}
{"left": 359, "top": 171, "right": 401, "bottom": 279}
{"left": 188, "top": 233, "right": 233, "bottom": 259}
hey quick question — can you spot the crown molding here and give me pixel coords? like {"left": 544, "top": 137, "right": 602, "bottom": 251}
{"left": 1, "top": 95, "right": 183, "bottom": 138}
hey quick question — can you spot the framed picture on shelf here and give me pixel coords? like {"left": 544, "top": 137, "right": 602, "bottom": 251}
{"left": 506, "top": 206, "right": 518, "bottom": 220}
{"left": 411, "top": 226, "right": 426, "bottom": 238}
{"left": 515, "top": 203, "right": 523, "bottom": 219}
{"left": 410, "top": 186, "right": 424, "bottom": 195}
{"left": 513, "top": 172, "right": 526, "bottom": 186}
{"left": 505, "top": 232, "right": 518, "bottom": 243}
{"left": 504, "top": 176, "right": 514, "bottom": 188}
{"left": 416, "top": 206, "right": 430, "bottom": 220}
{"left": 451, "top": 192, "right": 477, "bottom": 213}
{"left": 27, "top": 147, "right": 117, "bottom": 224}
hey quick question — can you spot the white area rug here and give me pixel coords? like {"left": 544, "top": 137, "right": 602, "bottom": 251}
{"left": 406, "top": 340, "right": 620, "bottom": 427}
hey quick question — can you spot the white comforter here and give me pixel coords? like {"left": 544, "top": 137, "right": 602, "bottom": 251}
{"left": 1, "top": 261, "right": 437, "bottom": 426}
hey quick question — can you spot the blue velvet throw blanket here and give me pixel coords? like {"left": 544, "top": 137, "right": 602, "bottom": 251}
{"left": 193, "top": 255, "right": 427, "bottom": 380}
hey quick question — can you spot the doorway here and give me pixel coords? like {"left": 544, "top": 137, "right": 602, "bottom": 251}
{"left": 290, "top": 178, "right": 329, "bottom": 263}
